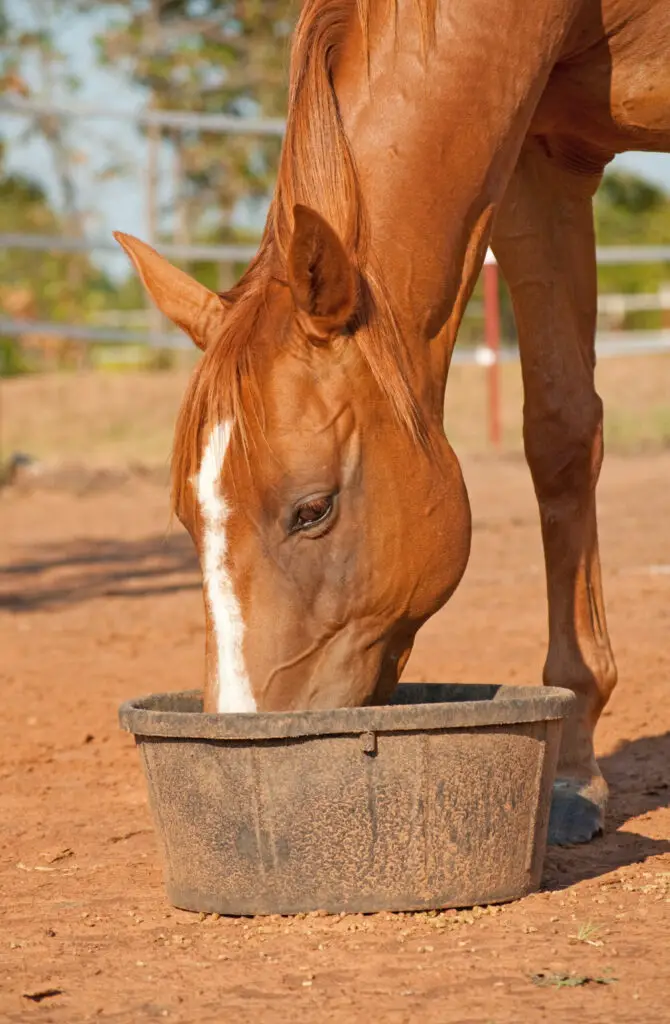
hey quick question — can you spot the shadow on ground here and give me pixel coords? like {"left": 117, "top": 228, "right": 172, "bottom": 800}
{"left": 0, "top": 534, "right": 200, "bottom": 611}
{"left": 544, "top": 730, "right": 670, "bottom": 889}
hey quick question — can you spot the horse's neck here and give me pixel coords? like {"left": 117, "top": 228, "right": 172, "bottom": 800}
{"left": 334, "top": 0, "right": 577, "bottom": 383}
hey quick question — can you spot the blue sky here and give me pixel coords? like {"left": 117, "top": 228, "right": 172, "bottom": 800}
{"left": 3, "top": 3, "right": 670, "bottom": 280}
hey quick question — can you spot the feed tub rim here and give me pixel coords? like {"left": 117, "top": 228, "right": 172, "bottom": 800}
{"left": 119, "top": 683, "right": 576, "bottom": 741}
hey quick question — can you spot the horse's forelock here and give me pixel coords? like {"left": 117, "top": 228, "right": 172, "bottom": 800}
{"left": 171, "top": 0, "right": 431, "bottom": 519}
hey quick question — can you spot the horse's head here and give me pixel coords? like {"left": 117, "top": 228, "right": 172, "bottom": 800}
{"left": 116, "top": 206, "right": 471, "bottom": 712}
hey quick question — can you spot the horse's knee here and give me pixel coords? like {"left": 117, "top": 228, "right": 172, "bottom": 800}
{"left": 524, "top": 392, "right": 603, "bottom": 503}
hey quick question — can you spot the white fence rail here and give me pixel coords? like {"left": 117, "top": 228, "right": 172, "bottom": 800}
{"left": 2, "top": 96, "right": 670, "bottom": 358}
{"left": 3, "top": 231, "right": 670, "bottom": 268}
{"left": 0, "top": 232, "right": 259, "bottom": 264}
{"left": 1, "top": 96, "right": 286, "bottom": 136}
{"left": 598, "top": 289, "right": 670, "bottom": 315}
{"left": 3, "top": 316, "right": 670, "bottom": 361}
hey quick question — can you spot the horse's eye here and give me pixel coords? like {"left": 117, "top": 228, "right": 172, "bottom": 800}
{"left": 291, "top": 495, "right": 333, "bottom": 532}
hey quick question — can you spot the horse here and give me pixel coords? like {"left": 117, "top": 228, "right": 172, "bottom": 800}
{"left": 115, "top": 0, "right": 670, "bottom": 845}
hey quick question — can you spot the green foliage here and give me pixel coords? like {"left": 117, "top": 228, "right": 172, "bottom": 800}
{"left": 0, "top": 0, "right": 130, "bottom": 371}
{"left": 91, "top": 0, "right": 299, "bottom": 244}
{"left": 598, "top": 172, "right": 666, "bottom": 218}
{"left": 595, "top": 169, "right": 670, "bottom": 255}
{"left": 595, "top": 170, "right": 670, "bottom": 310}
{"left": 0, "top": 337, "right": 29, "bottom": 377}
{"left": 0, "top": 144, "right": 127, "bottom": 372}
{"left": 2, "top": 0, "right": 670, "bottom": 365}
{"left": 464, "top": 169, "right": 670, "bottom": 344}
{"left": 0, "top": 151, "right": 114, "bottom": 323}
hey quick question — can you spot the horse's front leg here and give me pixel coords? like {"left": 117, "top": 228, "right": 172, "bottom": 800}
{"left": 492, "top": 136, "right": 617, "bottom": 845}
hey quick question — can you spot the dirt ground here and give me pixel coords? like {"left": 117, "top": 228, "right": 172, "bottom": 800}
{"left": 1, "top": 431, "right": 670, "bottom": 1019}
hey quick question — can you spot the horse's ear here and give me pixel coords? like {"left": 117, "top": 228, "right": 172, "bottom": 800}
{"left": 113, "top": 232, "right": 225, "bottom": 351}
{"left": 287, "top": 204, "right": 356, "bottom": 337}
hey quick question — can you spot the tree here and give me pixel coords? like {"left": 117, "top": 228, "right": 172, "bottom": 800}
{"left": 91, "top": 0, "right": 298, "bottom": 263}
{"left": 0, "top": 143, "right": 119, "bottom": 372}
{"left": 0, "top": 0, "right": 88, "bottom": 236}
{"left": 594, "top": 169, "right": 670, "bottom": 329}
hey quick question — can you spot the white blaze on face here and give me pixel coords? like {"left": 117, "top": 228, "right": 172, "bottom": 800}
{"left": 195, "top": 421, "right": 256, "bottom": 713}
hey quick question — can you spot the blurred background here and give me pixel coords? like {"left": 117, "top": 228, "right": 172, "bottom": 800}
{"left": 1, "top": 0, "right": 669, "bottom": 468}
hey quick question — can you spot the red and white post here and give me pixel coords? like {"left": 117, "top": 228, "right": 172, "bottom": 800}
{"left": 483, "top": 248, "right": 501, "bottom": 448}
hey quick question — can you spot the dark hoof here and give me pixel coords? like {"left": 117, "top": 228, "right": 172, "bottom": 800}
{"left": 548, "top": 777, "right": 607, "bottom": 846}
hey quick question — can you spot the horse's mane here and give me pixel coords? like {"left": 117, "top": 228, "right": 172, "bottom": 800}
{"left": 172, "top": 0, "right": 435, "bottom": 516}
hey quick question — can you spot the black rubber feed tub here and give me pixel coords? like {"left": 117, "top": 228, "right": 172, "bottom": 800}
{"left": 119, "top": 683, "right": 575, "bottom": 915}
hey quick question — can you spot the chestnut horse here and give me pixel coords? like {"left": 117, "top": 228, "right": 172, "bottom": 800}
{"left": 116, "top": 0, "right": 670, "bottom": 844}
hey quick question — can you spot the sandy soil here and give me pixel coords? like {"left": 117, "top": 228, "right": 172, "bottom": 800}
{"left": 1, "top": 452, "right": 669, "bottom": 1023}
